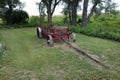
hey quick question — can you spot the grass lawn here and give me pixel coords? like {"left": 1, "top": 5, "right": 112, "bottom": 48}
{"left": 0, "top": 28, "right": 120, "bottom": 80}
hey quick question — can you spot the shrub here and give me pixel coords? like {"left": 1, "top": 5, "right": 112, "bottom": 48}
{"left": 29, "top": 16, "right": 40, "bottom": 26}
{"left": 70, "top": 14, "right": 120, "bottom": 42}
{"left": 70, "top": 23, "right": 120, "bottom": 42}
{"left": 70, "top": 26, "right": 81, "bottom": 33}
{"left": 5, "top": 10, "right": 29, "bottom": 24}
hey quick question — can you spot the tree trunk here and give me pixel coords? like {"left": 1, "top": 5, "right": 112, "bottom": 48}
{"left": 48, "top": 12, "right": 52, "bottom": 24}
{"left": 71, "top": 7, "right": 77, "bottom": 26}
{"left": 42, "top": 0, "right": 61, "bottom": 24}
{"left": 47, "top": 7, "right": 52, "bottom": 24}
{"left": 67, "top": 3, "right": 72, "bottom": 25}
{"left": 71, "top": 0, "right": 78, "bottom": 26}
{"left": 82, "top": 0, "right": 89, "bottom": 27}
{"left": 68, "top": 9, "right": 72, "bottom": 24}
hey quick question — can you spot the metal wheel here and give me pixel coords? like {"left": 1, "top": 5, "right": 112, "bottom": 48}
{"left": 70, "top": 33, "right": 76, "bottom": 42}
{"left": 37, "top": 27, "right": 42, "bottom": 38}
{"left": 47, "top": 35, "right": 53, "bottom": 46}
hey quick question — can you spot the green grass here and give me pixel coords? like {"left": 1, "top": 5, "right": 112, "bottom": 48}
{"left": 0, "top": 28, "right": 120, "bottom": 80}
{"left": 76, "top": 34, "right": 120, "bottom": 72}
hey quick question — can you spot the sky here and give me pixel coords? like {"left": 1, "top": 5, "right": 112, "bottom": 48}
{"left": 20, "top": 0, "right": 120, "bottom": 16}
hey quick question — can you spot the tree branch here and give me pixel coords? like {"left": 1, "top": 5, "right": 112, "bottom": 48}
{"left": 42, "top": 0, "right": 48, "bottom": 6}
{"left": 51, "top": 0, "right": 62, "bottom": 15}
{"left": 87, "top": 3, "right": 97, "bottom": 22}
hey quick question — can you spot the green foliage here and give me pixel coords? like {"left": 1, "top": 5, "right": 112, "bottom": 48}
{"left": 70, "top": 14, "right": 120, "bottom": 42}
{"left": 1, "top": 13, "right": 120, "bottom": 42}
{"left": 70, "top": 24, "right": 120, "bottom": 42}
{"left": 0, "top": 0, "right": 21, "bottom": 20}
{"left": 97, "top": 14, "right": 120, "bottom": 27}
{"left": 40, "top": 16, "right": 45, "bottom": 26}
{"left": 6, "top": 10, "right": 29, "bottom": 24}
{"left": 93, "top": 0, "right": 118, "bottom": 15}
{"left": 104, "top": 0, "right": 118, "bottom": 14}
{"left": 61, "top": 7, "right": 70, "bottom": 24}
{"left": 52, "top": 16, "right": 64, "bottom": 26}
{"left": 29, "top": 16, "right": 40, "bottom": 26}
{"left": 92, "top": 0, "right": 101, "bottom": 4}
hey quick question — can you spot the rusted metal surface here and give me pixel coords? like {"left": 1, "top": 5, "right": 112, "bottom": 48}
{"left": 41, "top": 25, "right": 71, "bottom": 40}
{"left": 37, "top": 24, "right": 75, "bottom": 46}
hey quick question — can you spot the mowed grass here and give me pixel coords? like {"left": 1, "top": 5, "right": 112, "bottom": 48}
{"left": 0, "top": 28, "right": 120, "bottom": 80}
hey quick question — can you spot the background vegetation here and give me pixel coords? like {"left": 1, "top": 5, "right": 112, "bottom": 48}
{"left": 70, "top": 14, "right": 120, "bottom": 42}
{"left": 0, "top": 13, "right": 120, "bottom": 42}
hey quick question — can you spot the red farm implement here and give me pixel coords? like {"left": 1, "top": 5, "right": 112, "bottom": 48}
{"left": 36, "top": 24, "right": 103, "bottom": 65}
{"left": 37, "top": 24, "right": 76, "bottom": 46}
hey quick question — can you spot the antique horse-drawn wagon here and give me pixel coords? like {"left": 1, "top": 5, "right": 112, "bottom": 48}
{"left": 37, "top": 24, "right": 76, "bottom": 46}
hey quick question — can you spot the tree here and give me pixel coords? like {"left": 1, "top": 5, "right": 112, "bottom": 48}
{"left": 61, "top": 0, "right": 72, "bottom": 25}
{"left": 94, "top": 0, "right": 118, "bottom": 15}
{"left": 41, "top": 0, "right": 62, "bottom": 24}
{"left": 104, "top": 0, "right": 118, "bottom": 14}
{"left": 71, "top": 0, "right": 80, "bottom": 25}
{"left": 7, "top": 10, "right": 29, "bottom": 24}
{"left": 82, "top": 0, "right": 101, "bottom": 27}
{"left": 82, "top": 0, "right": 89, "bottom": 27}
{"left": 0, "top": 0, "right": 19, "bottom": 22}
{"left": 38, "top": 1, "right": 46, "bottom": 26}
{"left": 62, "top": 0, "right": 81, "bottom": 26}
{"left": 16, "top": 2, "right": 26, "bottom": 10}
{"left": 0, "top": 0, "right": 20, "bottom": 11}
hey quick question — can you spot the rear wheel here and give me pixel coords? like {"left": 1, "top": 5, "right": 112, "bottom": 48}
{"left": 37, "top": 27, "right": 42, "bottom": 38}
{"left": 47, "top": 35, "right": 53, "bottom": 46}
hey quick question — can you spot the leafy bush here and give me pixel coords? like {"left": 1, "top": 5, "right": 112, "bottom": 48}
{"left": 70, "top": 26, "right": 80, "bottom": 33}
{"left": 69, "top": 14, "right": 120, "bottom": 42}
{"left": 29, "top": 16, "right": 40, "bottom": 26}
{"left": 94, "top": 14, "right": 120, "bottom": 27}
{"left": 5, "top": 10, "right": 29, "bottom": 24}
{"left": 52, "top": 16, "right": 64, "bottom": 26}
{"left": 70, "top": 23, "right": 120, "bottom": 42}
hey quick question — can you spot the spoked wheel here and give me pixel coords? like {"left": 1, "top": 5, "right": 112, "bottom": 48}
{"left": 70, "top": 33, "right": 76, "bottom": 42}
{"left": 37, "top": 27, "right": 42, "bottom": 38}
{"left": 47, "top": 35, "right": 53, "bottom": 46}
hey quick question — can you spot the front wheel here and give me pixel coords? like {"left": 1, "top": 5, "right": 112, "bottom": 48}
{"left": 70, "top": 33, "right": 76, "bottom": 42}
{"left": 47, "top": 35, "right": 53, "bottom": 46}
